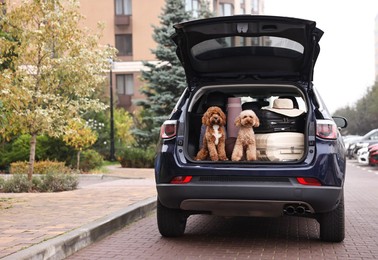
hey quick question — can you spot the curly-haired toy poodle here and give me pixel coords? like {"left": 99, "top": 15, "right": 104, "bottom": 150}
{"left": 195, "top": 106, "right": 228, "bottom": 161}
{"left": 231, "top": 110, "right": 260, "bottom": 161}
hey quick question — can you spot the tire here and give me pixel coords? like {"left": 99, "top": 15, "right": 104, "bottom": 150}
{"left": 318, "top": 194, "right": 345, "bottom": 242}
{"left": 157, "top": 200, "right": 187, "bottom": 237}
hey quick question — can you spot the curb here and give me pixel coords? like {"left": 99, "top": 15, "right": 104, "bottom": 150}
{"left": 2, "top": 197, "right": 157, "bottom": 260}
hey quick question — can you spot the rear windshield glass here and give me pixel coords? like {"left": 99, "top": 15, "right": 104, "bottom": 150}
{"left": 191, "top": 36, "right": 304, "bottom": 60}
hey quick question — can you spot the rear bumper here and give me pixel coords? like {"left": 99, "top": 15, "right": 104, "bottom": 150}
{"left": 157, "top": 180, "right": 343, "bottom": 216}
{"left": 155, "top": 139, "right": 345, "bottom": 217}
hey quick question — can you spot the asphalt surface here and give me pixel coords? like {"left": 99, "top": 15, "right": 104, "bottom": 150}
{"left": 69, "top": 161, "right": 378, "bottom": 259}
{"left": 1, "top": 161, "right": 378, "bottom": 259}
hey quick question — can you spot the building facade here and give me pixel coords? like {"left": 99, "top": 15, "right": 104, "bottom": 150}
{"left": 79, "top": 0, "right": 165, "bottom": 111}
{"left": 84, "top": 0, "right": 264, "bottom": 111}
{"left": 4, "top": 0, "right": 264, "bottom": 111}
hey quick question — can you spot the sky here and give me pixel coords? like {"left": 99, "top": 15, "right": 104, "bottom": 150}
{"left": 263, "top": 0, "right": 378, "bottom": 113}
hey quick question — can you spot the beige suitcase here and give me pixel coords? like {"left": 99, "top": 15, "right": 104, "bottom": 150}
{"left": 255, "top": 132, "right": 304, "bottom": 161}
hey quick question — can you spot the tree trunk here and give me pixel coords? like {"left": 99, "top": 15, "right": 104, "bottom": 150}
{"left": 77, "top": 150, "right": 81, "bottom": 171}
{"left": 28, "top": 133, "right": 37, "bottom": 181}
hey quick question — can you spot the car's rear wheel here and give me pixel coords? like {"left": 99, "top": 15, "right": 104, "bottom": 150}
{"left": 318, "top": 194, "right": 345, "bottom": 242}
{"left": 157, "top": 199, "right": 187, "bottom": 237}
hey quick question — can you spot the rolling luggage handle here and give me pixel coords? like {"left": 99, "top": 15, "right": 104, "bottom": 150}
{"left": 227, "top": 97, "right": 242, "bottom": 138}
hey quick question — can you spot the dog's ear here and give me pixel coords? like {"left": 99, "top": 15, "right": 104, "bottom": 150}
{"left": 202, "top": 110, "right": 210, "bottom": 126}
{"left": 253, "top": 115, "right": 260, "bottom": 127}
{"left": 219, "top": 109, "right": 226, "bottom": 124}
{"left": 234, "top": 115, "right": 241, "bottom": 127}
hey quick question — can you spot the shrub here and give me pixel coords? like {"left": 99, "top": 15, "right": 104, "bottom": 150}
{"left": 0, "top": 135, "right": 75, "bottom": 171}
{"left": 0, "top": 177, "right": 5, "bottom": 191}
{"left": 116, "top": 146, "right": 155, "bottom": 168}
{"left": 79, "top": 149, "right": 103, "bottom": 172}
{"left": 10, "top": 160, "right": 70, "bottom": 174}
{"left": 31, "top": 176, "right": 43, "bottom": 190}
{"left": 0, "top": 173, "right": 79, "bottom": 193}
{"left": 38, "top": 173, "right": 79, "bottom": 192}
{"left": 2, "top": 174, "right": 32, "bottom": 193}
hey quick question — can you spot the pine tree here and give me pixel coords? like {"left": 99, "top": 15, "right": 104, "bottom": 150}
{"left": 136, "top": 0, "right": 211, "bottom": 147}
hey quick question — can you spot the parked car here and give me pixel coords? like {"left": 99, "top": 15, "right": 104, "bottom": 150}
{"left": 347, "top": 129, "right": 378, "bottom": 159}
{"left": 155, "top": 15, "right": 348, "bottom": 242}
{"left": 368, "top": 143, "right": 378, "bottom": 166}
{"left": 357, "top": 147, "right": 369, "bottom": 165}
{"left": 343, "top": 135, "right": 362, "bottom": 158}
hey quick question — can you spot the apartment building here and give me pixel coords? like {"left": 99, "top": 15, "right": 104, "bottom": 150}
{"left": 79, "top": 0, "right": 165, "bottom": 111}
{"left": 3, "top": 0, "right": 264, "bottom": 111}
{"left": 81, "top": 0, "right": 264, "bottom": 111}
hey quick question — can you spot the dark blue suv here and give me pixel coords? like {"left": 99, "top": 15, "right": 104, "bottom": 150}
{"left": 155, "top": 15, "right": 347, "bottom": 242}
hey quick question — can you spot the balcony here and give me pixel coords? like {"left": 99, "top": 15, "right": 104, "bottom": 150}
{"left": 115, "top": 15, "right": 131, "bottom": 26}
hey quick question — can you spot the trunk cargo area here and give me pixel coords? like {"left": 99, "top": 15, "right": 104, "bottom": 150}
{"left": 185, "top": 85, "right": 308, "bottom": 163}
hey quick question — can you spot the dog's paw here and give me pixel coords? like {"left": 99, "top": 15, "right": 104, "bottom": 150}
{"left": 231, "top": 155, "right": 242, "bottom": 161}
{"left": 210, "top": 156, "right": 219, "bottom": 161}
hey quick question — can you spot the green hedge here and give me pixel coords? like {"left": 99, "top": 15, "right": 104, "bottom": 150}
{"left": 116, "top": 147, "right": 155, "bottom": 168}
{"left": 79, "top": 149, "right": 103, "bottom": 172}
{"left": 0, "top": 135, "right": 75, "bottom": 171}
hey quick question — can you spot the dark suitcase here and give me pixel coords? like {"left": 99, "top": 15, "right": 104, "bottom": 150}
{"left": 254, "top": 109, "right": 305, "bottom": 133}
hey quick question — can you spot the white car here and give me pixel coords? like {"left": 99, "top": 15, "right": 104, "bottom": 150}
{"left": 357, "top": 147, "right": 369, "bottom": 165}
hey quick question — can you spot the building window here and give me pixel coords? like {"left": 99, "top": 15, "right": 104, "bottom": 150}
{"left": 116, "top": 74, "right": 134, "bottom": 95}
{"left": 240, "top": 0, "right": 245, "bottom": 14}
{"left": 251, "top": 0, "right": 259, "bottom": 14}
{"left": 219, "top": 3, "right": 233, "bottom": 16}
{"left": 115, "top": 34, "right": 132, "bottom": 56}
{"left": 185, "top": 0, "right": 199, "bottom": 17}
{"left": 115, "top": 0, "right": 132, "bottom": 15}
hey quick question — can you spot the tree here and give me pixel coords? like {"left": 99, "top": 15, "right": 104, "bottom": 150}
{"left": 333, "top": 82, "right": 378, "bottom": 135}
{"left": 136, "top": 0, "right": 211, "bottom": 147}
{"left": 0, "top": 30, "right": 19, "bottom": 72}
{"left": 114, "top": 108, "right": 135, "bottom": 147}
{"left": 197, "top": 0, "right": 213, "bottom": 19}
{"left": 63, "top": 119, "right": 97, "bottom": 170}
{"left": 0, "top": 0, "right": 116, "bottom": 180}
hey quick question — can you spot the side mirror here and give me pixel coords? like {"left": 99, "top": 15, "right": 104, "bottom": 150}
{"left": 332, "top": 116, "right": 348, "bottom": 129}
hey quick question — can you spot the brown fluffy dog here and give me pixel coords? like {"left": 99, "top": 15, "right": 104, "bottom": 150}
{"left": 231, "top": 110, "right": 260, "bottom": 161}
{"left": 195, "top": 106, "right": 228, "bottom": 161}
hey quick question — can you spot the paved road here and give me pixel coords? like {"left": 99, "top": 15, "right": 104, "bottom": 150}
{"left": 69, "top": 161, "right": 378, "bottom": 259}
{"left": 0, "top": 168, "right": 156, "bottom": 259}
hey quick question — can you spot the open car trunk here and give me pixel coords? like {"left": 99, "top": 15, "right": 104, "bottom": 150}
{"left": 184, "top": 84, "right": 309, "bottom": 163}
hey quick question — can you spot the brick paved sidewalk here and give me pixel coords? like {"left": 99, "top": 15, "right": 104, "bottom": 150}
{"left": 0, "top": 167, "right": 156, "bottom": 259}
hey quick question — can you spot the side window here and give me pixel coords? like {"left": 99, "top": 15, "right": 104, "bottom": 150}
{"left": 115, "top": 34, "right": 132, "bottom": 56}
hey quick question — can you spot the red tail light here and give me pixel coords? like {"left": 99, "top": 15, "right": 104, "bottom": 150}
{"left": 160, "top": 120, "right": 177, "bottom": 139}
{"left": 170, "top": 176, "right": 192, "bottom": 184}
{"left": 316, "top": 120, "right": 337, "bottom": 139}
{"left": 297, "top": 177, "right": 321, "bottom": 186}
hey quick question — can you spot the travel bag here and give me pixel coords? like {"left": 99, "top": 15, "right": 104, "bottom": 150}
{"left": 255, "top": 132, "right": 304, "bottom": 161}
{"left": 254, "top": 110, "right": 306, "bottom": 133}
